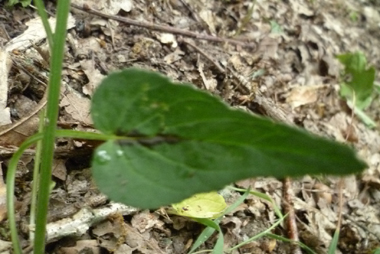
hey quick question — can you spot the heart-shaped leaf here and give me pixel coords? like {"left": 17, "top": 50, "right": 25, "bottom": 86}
{"left": 91, "top": 68, "right": 366, "bottom": 209}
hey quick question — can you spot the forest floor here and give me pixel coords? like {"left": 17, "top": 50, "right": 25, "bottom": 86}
{"left": 0, "top": 0, "right": 380, "bottom": 253}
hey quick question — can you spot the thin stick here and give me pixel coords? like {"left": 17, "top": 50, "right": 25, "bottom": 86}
{"left": 181, "top": 39, "right": 225, "bottom": 74}
{"left": 70, "top": 3, "right": 256, "bottom": 49}
{"left": 282, "top": 177, "right": 302, "bottom": 254}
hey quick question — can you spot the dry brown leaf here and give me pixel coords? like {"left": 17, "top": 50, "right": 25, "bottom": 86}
{"left": 80, "top": 59, "right": 105, "bottom": 96}
{"left": 286, "top": 86, "right": 320, "bottom": 108}
{"left": 60, "top": 91, "right": 92, "bottom": 126}
{"left": 13, "top": 95, "right": 37, "bottom": 118}
{"left": 56, "top": 239, "right": 100, "bottom": 254}
{"left": 72, "top": 0, "right": 133, "bottom": 15}
{"left": 131, "top": 210, "right": 162, "bottom": 233}
{"left": 157, "top": 33, "right": 178, "bottom": 48}
{"left": 198, "top": 61, "right": 217, "bottom": 91}
{"left": 6, "top": 15, "right": 76, "bottom": 52}
{"left": 52, "top": 159, "right": 67, "bottom": 181}
{"left": 0, "top": 116, "right": 39, "bottom": 146}
{"left": 164, "top": 48, "right": 184, "bottom": 64}
{"left": 123, "top": 222, "right": 165, "bottom": 254}
{"left": 221, "top": 216, "right": 242, "bottom": 236}
{"left": 313, "top": 182, "right": 332, "bottom": 205}
{"left": 199, "top": 10, "right": 216, "bottom": 34}
{"left": 92, "top": 220, "right": 115, "bottom": 237}
{"left": 257, "top": 35, "right": 280, "bottom": 60}
{"left": 76, "top": 37, "right": 102, "bottom": 57}
{"left": 0, "top": 49, "right": 12, "bottom": 126}
{"left": 289, "top": 0, "right": 314, "bottom": 16}
{"left": 229, "top": 54, "right": 245, "bottom": 74}
{"left": 235, "top": 178, "right": 256, "bottom": 189}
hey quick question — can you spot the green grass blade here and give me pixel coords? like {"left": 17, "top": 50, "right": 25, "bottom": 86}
{"left": 328, "top": 228, "right": 340, "bottom": 254}
{"left": 6, "top": 128, "right": 121, "bottom": 253}
{"left": 33, "top": 0, "right": 71, "bottom": 253}
{"left": 193, "top": 219, "right": 224, "bottom": 254}
{"left": 228, "top": 215, "right": 286, "bottom": 251}
{"left": 266, "top": 233, "right": 317, "bottom": 254}
{"left": 29, "top": 110, "right": 45, "bottom": 242}
{"left": 188, "top": 189, "right": 250, "bottom": 254}
{"left": 212, "top": 229, "right": 224, "bottom": 254}
{"left": 223, "top": 187, "right": 251, "bottom": 215}
{"left": 33, "top": 0, "right": 53, "bottom": 49}
{"left": 229, "top": 186, "right": 283, "bottom": 219}
{"left": 188, "top": 223, "right": 217, "bottom": 254}
{"left": 6, "top": 133, "right": 44, "bottom": 254}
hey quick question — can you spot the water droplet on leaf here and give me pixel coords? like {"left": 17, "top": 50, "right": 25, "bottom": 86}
{"left": 96, "top": 150, "right": 111, "bottom": 164}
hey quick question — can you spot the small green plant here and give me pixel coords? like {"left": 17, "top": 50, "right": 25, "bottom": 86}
{"left": 176, "top": 188, "right": 284, "bottom": 254}
{"left": 6, "top": 0, "right": 31, "bottom": 7}
{"left": 349, "top": 11, "right": 359, "bottom": 22}
{"left": 337, "top": 51, "right": 376, "bottom": 127}
{"left": 270, "top": 20, "right": 283, "bottom": 34}
{"left": 5, "top": 1, "right": 367, "bottom": 254}
{"left": 182, "top": 187, "right": 318, "bottom": 254}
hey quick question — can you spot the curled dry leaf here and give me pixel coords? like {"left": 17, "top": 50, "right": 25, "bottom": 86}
{"left": 313, "top": 182, "right": 332, "bottom": 205}
{"left": 286, "top": 85, "right": 321, "bottom": 109}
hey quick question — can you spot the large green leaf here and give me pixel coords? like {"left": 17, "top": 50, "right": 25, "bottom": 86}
{"left": 91, "top": 68, "right": 366, "bottom": 208}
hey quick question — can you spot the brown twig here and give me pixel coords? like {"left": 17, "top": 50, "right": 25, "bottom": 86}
{"left": 282, "top": 177, "right": 302, "bottom": 254}
{"left": 180, "top": 39, "right": 225, "bottom": 74}
{"left": 181, "top": 38, "right": 252, "bottom": 95}
{"left": 70, "top": 3, "right": 256, "bottom": 49}
{"left": 180, "top": 38, "right": 238, "bottom": 99}
{"left": 336, "top": 178, "right": 343, "bottom": 230}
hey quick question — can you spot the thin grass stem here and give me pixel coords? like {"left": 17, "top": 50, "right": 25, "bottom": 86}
{"left": 33, "top": 1, "right": 71, "bottom": 253}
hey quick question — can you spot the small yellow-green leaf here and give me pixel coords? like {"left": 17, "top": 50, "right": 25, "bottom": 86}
{"left": 171, "top": 192, "right": 227, "bottom": 219}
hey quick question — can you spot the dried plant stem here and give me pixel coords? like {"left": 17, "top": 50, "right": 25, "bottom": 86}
{"left": 282, "top": 177, "right": 302, "bottom": 254}
{"left": 70, "top": 3, "right": 256, "bottom": 49}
